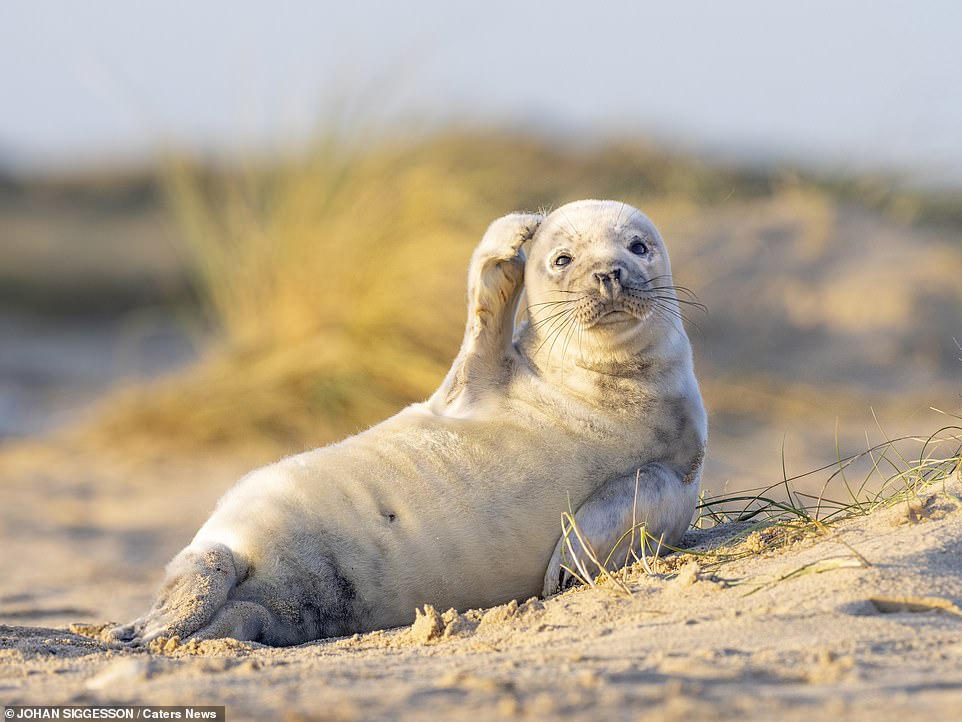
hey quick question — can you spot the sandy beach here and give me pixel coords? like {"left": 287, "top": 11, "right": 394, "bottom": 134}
{"left": 2, "top": 438, "right": 961, "bottom": 721}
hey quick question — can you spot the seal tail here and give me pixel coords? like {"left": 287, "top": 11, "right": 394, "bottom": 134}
{"left": 110, "top": 542, "right": 240, "bottom": 645}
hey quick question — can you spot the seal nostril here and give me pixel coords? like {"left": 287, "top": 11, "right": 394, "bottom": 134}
{"left": 593, "top": 269, "right": 622, "bottom": 284}
{"left": 594, "top": 270, "right": 623, "bottom": 301}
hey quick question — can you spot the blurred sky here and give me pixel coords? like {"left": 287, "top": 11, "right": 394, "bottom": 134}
{"left": 2, "top": 0, "right": 961, "bottom": 185}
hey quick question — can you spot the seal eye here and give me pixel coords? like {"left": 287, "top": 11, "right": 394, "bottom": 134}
{"left": 553, "top": 254, "right": 573, "bottom": 268}
{"left": 629, "top": 237, "right": 649, "bottom": 256}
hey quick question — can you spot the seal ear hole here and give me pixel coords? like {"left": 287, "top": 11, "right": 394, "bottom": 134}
{"left": 383, "top": 512, "right": 398, "bottom": 523}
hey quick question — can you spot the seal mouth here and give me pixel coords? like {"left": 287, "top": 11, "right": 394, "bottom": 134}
{"left": 594, "top": 309, "right": 635, "bottom": 326}
{"left": 590, "top": 306, "right": 643, "bottom": 328}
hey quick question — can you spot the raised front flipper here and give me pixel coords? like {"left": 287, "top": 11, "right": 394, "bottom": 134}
{"left": 429, "top": 212, "right": 543, "bottom": 414}
{"left": 542, "top": 462, "right": 701, "bottom": 596}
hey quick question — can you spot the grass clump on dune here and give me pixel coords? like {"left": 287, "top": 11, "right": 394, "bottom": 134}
{"left": 553, "top": 420, "right": 962, "bottom": 596}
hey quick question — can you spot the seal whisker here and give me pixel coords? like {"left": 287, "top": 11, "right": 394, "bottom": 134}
{"left": 582, "top": 314, "right": 604, "bottom": 358}
{"left": 559, "top": 309, "right": 580, "bottom": 377}
{"left": 645, "top": 296, "right": 688, "bottom": 320}
{"left": 530, "top": 318, "right": 569, "bottom": 339}
{"left": 646, "top": 303, "right": 686, "bottom": 341}
{"left": 648, "top": 299, "right": 702, "bottom": 336}
{"left": 643, "top": 295, "right": 708, "bottom": 314}
{"left": 533, "top": 326, "right": 570, "bottom": 363}
{"left": 643, "top": 282, "right": 698, "bottom": 294}
{"left": 533, "top": 309, "right": 576, "bottom": 357}
{"left": 641, "top": 273, "right": 673, "bottom": 285}
{"left": 650, "top": 297, "right": 698, "bottom": 323}
{"left": 526, "top": 299, "right": 578, "bottom": 311}
{"left": 614, "top": 201, "right": 626, "bottom": 230}
{"left": 574, "top": 322, "right": 584, "bottom": 379}
{"left": 526, "top": 303, "right": 575, "bottom": 318}
{"left": 545, "top": 314, "right": 578, "bottom": 368}
{"left": 638, "top": 275, "right": 703, "bottom": 298}
{"left": 623, "top": 286, "right": 707, "bottom": 315}
{"left": 634, "top": 276, "right": 700, "bottom": 296}
{"left": 530, "top": 306, "right": 579, "bottom": 332}
{"left": 559, "top": 209, "right": 581, "bottom": 239}
{"left": 642, "top": 284, "right": 702, "bottom": 301}
{"left": 663, "top": 298, "right": 708, "bottom": 314}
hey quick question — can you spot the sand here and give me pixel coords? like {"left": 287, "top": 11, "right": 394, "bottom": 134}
{"left": 2, "top": 441, "right": 962, "bottom": 721}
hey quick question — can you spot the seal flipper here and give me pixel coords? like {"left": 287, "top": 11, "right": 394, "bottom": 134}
{"left": 542, "top": 462, "right": 701, "bottom": 597}
{"left": 110, "top": 542, "right": 239, "bottom": 644}
{"left": 429, "top": 212, "right": 543, "bottom": 414}
{"left": 189, "top": 600, "right": 273, "bottom": 641}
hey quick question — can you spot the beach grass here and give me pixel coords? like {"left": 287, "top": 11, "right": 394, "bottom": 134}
{"left": 552, "top": 418, "right": 962, "bottom": 596}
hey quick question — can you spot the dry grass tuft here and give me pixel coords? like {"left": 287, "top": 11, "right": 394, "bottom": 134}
{"left": 550, "top": 419, "right": 962, "bottom": 596}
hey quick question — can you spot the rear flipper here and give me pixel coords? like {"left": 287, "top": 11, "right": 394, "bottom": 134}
{"left": 189, "top": 600, "right": 273, "bottom": 641}
{"left": 110, "top": 542, "right": 240, "bottom": 644}
{"left": 542, "top": 463, "right": 700, "bottom": 596}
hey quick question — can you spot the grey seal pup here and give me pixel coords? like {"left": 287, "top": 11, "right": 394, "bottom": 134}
{"left": 111, "top": 199, "right": 707, "bottom": 646}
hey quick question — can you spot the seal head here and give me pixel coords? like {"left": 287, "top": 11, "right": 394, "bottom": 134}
{"left": 521, "top": 199, "right": 685, "bottom": 371}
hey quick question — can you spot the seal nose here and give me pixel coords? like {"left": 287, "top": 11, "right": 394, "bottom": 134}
{"left": 594, "top": 268, "right": 622, "bottom": 300}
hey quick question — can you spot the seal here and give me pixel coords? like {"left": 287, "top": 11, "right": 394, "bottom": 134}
{"left": 111, "top": 200, "right": 707, "bottom": 646}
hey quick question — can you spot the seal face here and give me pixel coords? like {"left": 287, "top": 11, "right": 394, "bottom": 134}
{"left": 111, "top": 200, "right": 707, "bottom": 646}
{"left": 521, "top": 201, "right": 687, "bottom": 375}
{"left": 529, "top": 205, "right": 664, "bottom": 329}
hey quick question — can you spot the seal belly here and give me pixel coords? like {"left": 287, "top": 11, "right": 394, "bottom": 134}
{"left": 260, "top": 404, "right": 593, "bottom": 628}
